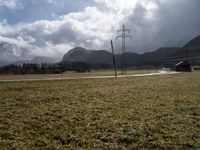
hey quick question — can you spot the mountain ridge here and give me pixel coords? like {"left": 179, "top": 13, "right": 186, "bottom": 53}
{"left": 62, "top": 34, "right": 200, "bottom": 66}
{"left": 1, "top": 35, "right": 200, "bottom": 66}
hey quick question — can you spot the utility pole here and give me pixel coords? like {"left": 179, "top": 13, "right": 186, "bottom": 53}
{"left": 146, "top": 61, "right": 149, "bottom": 73}
{"left": 111, "top": 40, "right": 117, "bottom": 78}
{"left": 116, "top": 25, "right": 131, "bottom": 74}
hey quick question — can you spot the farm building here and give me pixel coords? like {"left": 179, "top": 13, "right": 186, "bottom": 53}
{"left": 175, "top": 61, "right": 191, "bottom": 72}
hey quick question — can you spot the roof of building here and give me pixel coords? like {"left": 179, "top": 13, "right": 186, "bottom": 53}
{"left": 175, "top": 60, "right": 190, "bottom": 67}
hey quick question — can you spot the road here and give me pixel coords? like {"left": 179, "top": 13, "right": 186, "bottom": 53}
{"left": 0, "top": 71, "right": 179, "bottom": 82}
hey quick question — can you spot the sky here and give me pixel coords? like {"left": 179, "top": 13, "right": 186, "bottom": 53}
{"left": 0, "top": 0, "right": 200, "bottom": 62}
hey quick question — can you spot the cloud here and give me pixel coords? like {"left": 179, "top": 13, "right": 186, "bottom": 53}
{"left": 0, "top": 0, "right": 24, "bottom": 9}
{"left": 0, "top": 4, "right": 120, "bottom": 62}
{"left": 0, "top": 0, "right": 200, "bottom": 63}
{"left": 123, "top": 0, "right": 200, "bottom": 52}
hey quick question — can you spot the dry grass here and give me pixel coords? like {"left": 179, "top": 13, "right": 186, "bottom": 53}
{"left": 0, "top": 72, "right": 199, "bottom": 149}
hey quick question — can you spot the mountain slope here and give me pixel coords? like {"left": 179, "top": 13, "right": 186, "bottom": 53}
{"left": 62, "top": 47, "right": 92, "bottom": 62}
{"left": 183, "top": 35, "right": 200, "bottom": 49}
{"left": 2, "top": 35, "right": 199, "bottom": 66}
{"left": 169, "top": 35, "right": 200, "bottom": 63}
{"left": 62, "top": 45, "right": 200, "bottom": 66}
{"left": 62, "top": 47, "right": 113, "bottom": 65}
{"left": 61, "top": 47, "right": 185, "bottom": 66}
{"left": 87, "top": 50, "right": 113, "bottom": 65}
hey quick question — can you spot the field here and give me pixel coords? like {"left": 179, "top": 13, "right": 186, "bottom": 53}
{"left": 0, "top": 71, "right": 200, "bottom": 149}
{"left": 0, "top": 69, "right": 157, "bottom": 81}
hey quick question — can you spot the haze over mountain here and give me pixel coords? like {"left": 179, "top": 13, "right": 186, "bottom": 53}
{"left": 0, "top": 34, "right": 199, "bottom": 66}
{"left": 0, "top": 0, "right": 200, "bottom": 62}
{"left": 14, "top": 57, "right": 57, "bottom": 65}
{"left": 0, "top": 41, "right": 57, "bottom": 65}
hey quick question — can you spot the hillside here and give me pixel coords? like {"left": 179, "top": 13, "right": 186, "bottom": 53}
{"left": 171, "top": 35, "right": 200, "bottom": 63}
{"left": 62, "top": 47, "right": 113, "bottom": 65}
{"left": 183, "top": 35, "right": 200, "bottom": 49}
{"left": 1, "top": 35, "right": 199, "bottom": 66}
{"left": 62, "top": 47, "right": 92, "bottom": 62}
{"left": 62, "top": 35, "right": 200, "bottom": 66}
{"left": 61, "top": 47, "right": 196, "bottom": 66}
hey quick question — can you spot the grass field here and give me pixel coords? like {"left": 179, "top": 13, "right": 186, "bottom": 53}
{"left": 0, "top": 72, "right": 200, "bottom": 149}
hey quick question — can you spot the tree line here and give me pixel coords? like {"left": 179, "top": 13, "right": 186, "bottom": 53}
{"left": 0, "top": 62, "right": 111, "bottom": 75}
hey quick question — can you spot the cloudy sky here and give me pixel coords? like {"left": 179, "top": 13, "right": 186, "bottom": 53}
{"left": 0, "top": 0, "right": 200, "bottom": 62}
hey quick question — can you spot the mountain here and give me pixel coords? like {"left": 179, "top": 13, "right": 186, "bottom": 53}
{"left": 62, "top": 47, "right": 92, "bottom": 62}
{"left": 1, "top": 35, "right": 199, "bottom": 67}
{"left": 62, "top": 47, "right": 185, "bottom": 66}
{"left": 183, "top": 35, "right": 200, "bottom": 49}
{"left": 62, "top": 35, "right": 200, "bottom": 66}
{"left": 62, "top": 47, "right": 113, "bottom": 65}
{"left": 168, "top": 35, "right": 200, "bottom": 64}
{"left": 62, "top": 47, "right": 178, "bottom": 66}
{"left": 142, "top": 47, "right": 181, "bottom": 64}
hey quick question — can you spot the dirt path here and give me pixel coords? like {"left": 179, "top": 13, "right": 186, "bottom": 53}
{"left": 0, "top": 71, "right": 179, "bottom": 82}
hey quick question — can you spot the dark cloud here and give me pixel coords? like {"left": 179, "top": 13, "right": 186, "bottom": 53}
{"left": 122, "top": 0, "right": 200, "bottom": 53}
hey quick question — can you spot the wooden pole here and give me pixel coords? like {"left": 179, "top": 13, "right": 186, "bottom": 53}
{"left": 146, "top": 61, "right": 149, "bottom": 73}
{"left": 111, "top": 40, "right": 117, "bottom": 78}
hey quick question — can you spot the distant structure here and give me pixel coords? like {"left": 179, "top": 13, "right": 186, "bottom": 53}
{"left": 175, "top": 61, "right": 191, "bottom": 72}
{"left": 116, "top": 25, "right": 131, "bottom": 74}
{"left": 175, "top": 47, "right": 192, "bottom": 72}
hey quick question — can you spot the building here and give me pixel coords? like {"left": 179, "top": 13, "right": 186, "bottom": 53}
{"left": 175, "top": 61, "right": 191, "bottom": 72}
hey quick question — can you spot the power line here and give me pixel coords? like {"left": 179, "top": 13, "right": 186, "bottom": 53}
{"left": 116, "top": 25, "right": 131, "bottom": 74}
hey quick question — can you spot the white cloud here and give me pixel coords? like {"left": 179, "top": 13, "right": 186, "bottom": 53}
{"left": 0, "top": 0, "right": 146, "bottom": 62}
{"left": 0, "top": 0, "right": 24, "bottom": 9}
{"left": 0, "top": 3, "right": 125, "bottom": 62}
{"left": 0, "top": 0, "right": 200, "bottom": 62}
